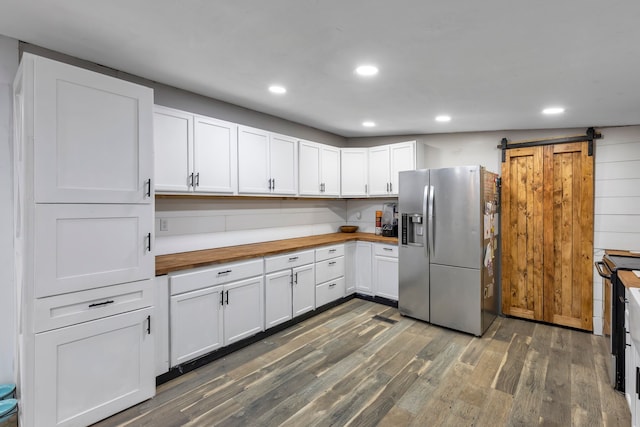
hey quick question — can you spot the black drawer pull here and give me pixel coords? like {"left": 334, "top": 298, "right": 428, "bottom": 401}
{"left": 217, "top": 270, "right": 232, "bottom": 275}
{"left": 329, "top": 249, "right": 337, "bottom": 253}
{"left": 329, "top": 283, "right": 337, "bottom": 288}
{"left": 289, "top": 256, "right": 299, "bottom": 262}
{"left": 328, "top": 261, "right": 337, "bottom": 266}
{"left": 383, "top": 247, "right": 393, "bottom": 251}
{"left": 88, "top": 300, "right": 114, "bottom": 308}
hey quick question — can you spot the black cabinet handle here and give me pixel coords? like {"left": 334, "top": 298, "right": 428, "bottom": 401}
{"left": 328, "top": 261, "right": 337, "bottom": 266}
{"left": 217, "top": 270, "right": 232, "bottom": 275}
{"left": 329, "top": 283, "right": 336, "bottom": 288}
{"left": 146, "top": 178, "right": 152, "bottom": 197}
{"left": 289, "top": 256, "right": 299, "bottom": 262}
{"left": 220, "top": 291, "right": 224, "bottom": 306}
{"left": 383, "top": 247, "right": 393, "bottom": 251}
{"left": 188, "top": 172, "right": 194, "bottom": 188}
{"left": 329, "top": 249, "right": 337, "bottom": 253}
{"left": 636, "top": 367, "right": 639, "bottom": 396}
{"left": 224, "top": 290, "right": 229, "bottom": 305}
{"left": 195, "top": 172, "right": 200, "bottom": 187}
{"left": 88, "top": 300, "right": 114, "bottom": 308}
{"left": 147, "top": 315, "right": 151, "bottom": 335}
{"left": 146, "top": 233, "right": 152, "bottom": 252}
{"left": 390, "top": 183, "right": 393, "bottom": 192}
{"left": 294, "top": 272, "right": 298, "bottom": 284}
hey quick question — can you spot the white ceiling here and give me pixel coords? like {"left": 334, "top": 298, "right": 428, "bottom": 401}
{"left": 1, "top": 1, "right": 639, "bottom": 137}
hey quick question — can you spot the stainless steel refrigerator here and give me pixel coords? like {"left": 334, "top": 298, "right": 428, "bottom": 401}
{"left": 398, "top": 166, "right": 499, "bottom": 336}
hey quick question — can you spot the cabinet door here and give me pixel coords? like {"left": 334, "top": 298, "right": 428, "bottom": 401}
{"left": 293, "top": 264, "right": 316, "bottom": 316}
{"left": 170, "top": 286, "right": 223, "bottom": 366}
{"left": 341, "top": 148, "right": 368, "bottom": 197}
{"left": 270, "top": 133, "right": 298, "bottom": 195}
{"left": 154, "top": 106, "right": 193, "bottom": 192}
{"left": 374, "top": 255, "right": 399, "bottom": 300}
{"left": 194, "top": 116, "right": 237, "bottom": 194}
{"left": 344, "top": 242, "right": 357, "bottom": 295}
{"left": 238, "top": 126, "right": 270, "bottom": 193}
{"left": 368, "top": 146, "right": 391, "bottom": 195}
{"left": 224, "top": 276, "right": 264, "bottom": 345}
{"left": 34, "top": 308, "right": 154, "bottom": 427}
{"left": 356, "top": 242, "right": 373, "bottom": 295}
{"left": 321, "top": 145, "right": 341, "bottom": 196}
{"left": 265, "top": 270, "right": 293, "bottom": 328}
{"left": 29, "top": 54, "right": 153, "bottom": 204}
{"left": 389, "top": 141, "right": 416, "bottom": 195}
{"left": 298, "top": 140, "right": 321, "bottom": 195}
{"left": 34, "top": 204, "right": 154, "bottom": 298}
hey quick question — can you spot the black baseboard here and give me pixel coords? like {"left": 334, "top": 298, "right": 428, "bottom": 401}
{"left": 156, "top": 293, "right": 378, "bottom": 386}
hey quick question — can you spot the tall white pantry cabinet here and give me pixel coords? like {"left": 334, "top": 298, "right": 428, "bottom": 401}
{"left": 13, "top": 54, "right": 156, "bottom": 427}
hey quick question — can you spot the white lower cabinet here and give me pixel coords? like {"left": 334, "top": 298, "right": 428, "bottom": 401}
{"left": 373, "top": 243, "right": 399, "bottom": 301}
{"left": 169, "top": 260, "right": 264, "bottom": 366}
{"left": 355, "top": 242, "right": 373, "bottom": 295}
{"left": 265, "top": 250, "right": 315, "bottom": 328}
{"left": 34, "top": 307, "right": 154, "bottom": 427}
{"left": 315, "top": 244, "right": 345, "bottom": 307}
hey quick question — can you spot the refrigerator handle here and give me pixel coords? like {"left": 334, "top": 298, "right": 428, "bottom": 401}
{"left": 428, "top": 185, "right": 435, "bottom": 256}
{"left": 423, "top": 185, "right": 429, "bottom": 258}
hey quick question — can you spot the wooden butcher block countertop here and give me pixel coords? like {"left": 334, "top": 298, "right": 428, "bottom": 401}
{"left": 156, "top": 232, "right": 398, "bottom": 276}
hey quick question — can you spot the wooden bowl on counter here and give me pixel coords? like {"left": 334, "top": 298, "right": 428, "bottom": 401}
{"left": 340, "top": 225, "right": 359, "bottom": 233}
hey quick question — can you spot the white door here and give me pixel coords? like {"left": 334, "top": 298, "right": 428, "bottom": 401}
{"left": 298, "top": 140, "right": 321, "bottom": 195}
{"left": 341, "top": 148, "right": 368, "bottom": 197}
{"left": 270, "top": 133, "right": 298, "bottom": 195}
{"left": 34, "top": 308, "right": 154, "bottom": 427}
{"left": 293, "top": 264, "right": 315, "bottom": 316}
{"left": 389, "top": 141, "right": 416, "bottom": 195}
{"left": 238, "top": 126, "right": 270, "bottom": 194}
{"left": 374, "top": 255, "right": 399, "bottom": 300}
{"left": 30, "top": 54, "right": 153, "bottom": 204}
{"left": 193, "top": 116, "right": 237, "bottom": 194}
{"left": 320, "top": 145, "right": 341, "bottom": 196}
{"left": 265, "top": 270, "right": 293, "bottom": 328}
{"left": 368, "top": 146, "right": 391, "bottom": 195}
{"left": 224, "top": 276, "right": 264, "bottom": 345}
{"left": 153, "top": 106, "right": 192, "bottom": 193}
{"left": 170, "top": 286, "right": 224, "bottom": 366}
{"left": 34, "top": 204, "right": 154, "bottom": 298}
{"left": 356, "top": 242, "right": 373, "bottom": 295}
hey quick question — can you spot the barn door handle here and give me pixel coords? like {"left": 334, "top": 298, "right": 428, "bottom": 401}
{"left": 595, "top": 261, "right": 611, "bottom": 280}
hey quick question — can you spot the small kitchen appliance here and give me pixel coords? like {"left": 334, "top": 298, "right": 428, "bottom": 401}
{"left": 381, "top": 202, "right": 397, "bottom": 237}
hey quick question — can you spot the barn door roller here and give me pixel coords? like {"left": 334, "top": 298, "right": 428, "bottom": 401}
{"left": 498, "top": 127, "right": 601, "bottom": 162}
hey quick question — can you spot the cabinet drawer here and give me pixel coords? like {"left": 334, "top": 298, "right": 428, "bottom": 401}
{"left": 34, "top": 279, "right": 154, "bottom": 332}
{"left": 170, "top": 259, "right": 263, "bottom": 295}
{"left": 315, "top": 244, "right": 345, "bottom": 262}
{"left": 316, "top": 277, "right": 345, "bottom": 307}
{"left": 374, "top": 243, "right": 399, "bottom": 258}
{"left": 265, "top": 250, "right": 315, "bottom": 273}
{"left": 315, "top": 256, "right": 345, "bottom": 284}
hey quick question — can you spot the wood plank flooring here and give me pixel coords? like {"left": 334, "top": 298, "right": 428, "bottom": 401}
{"left": 93, "top": 299, "right": 630, "bottom": 427}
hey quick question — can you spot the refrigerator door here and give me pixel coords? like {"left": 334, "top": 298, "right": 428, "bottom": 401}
{"left": 398, "top": 170, "right": 430, "bottom": 322}
{"left": 429, "top": 166, "right": 481, "bottom": 269}
{"left": 430, "top": 264, "right": 482, "bottom": 335}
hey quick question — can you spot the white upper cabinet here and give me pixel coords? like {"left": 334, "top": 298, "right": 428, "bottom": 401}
{"left": 22, "top": 54, "right": 153, "bottom": 204}
{"left": 238, "top": 126, "right": 297, "bottom": 195}
{"left": 154, "top": 106, "right": 237, "bottom": 194}
{"left": 341, "top": 148, "right": 368, "bottom": 197}
{"left": 299, "top": 140, "right": 340, "bottom": 196}
{"left": 368, "top": 141, "right": 416, "bottom": 196}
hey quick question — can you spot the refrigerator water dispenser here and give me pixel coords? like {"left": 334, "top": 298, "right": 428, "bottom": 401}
{"left": 401, "top": 213, "right": 424, "bottom": 246}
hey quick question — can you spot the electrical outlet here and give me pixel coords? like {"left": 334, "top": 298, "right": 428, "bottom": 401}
{"left": 159, "top": 218, "right": 169, "bottom": 232}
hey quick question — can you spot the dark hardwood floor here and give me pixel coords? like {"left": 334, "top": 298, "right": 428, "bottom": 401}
{"left": 93, "top": 299, "right": 630, "bottom": 427}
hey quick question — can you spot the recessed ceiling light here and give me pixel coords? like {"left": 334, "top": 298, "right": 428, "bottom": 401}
{"left": 362, "top": 121, "right": 376, "bottom": 127}
{"left": 355, "top": 65, "right": 379, "bottom": 76}
{"left": 269, "top": 85, "right": 287, "bottom": 94}
{"left": 435, "top": 115, "right": 451, "bottom": 122}
{"left": 542, "top": 107, "right": 565, "bottom": 115}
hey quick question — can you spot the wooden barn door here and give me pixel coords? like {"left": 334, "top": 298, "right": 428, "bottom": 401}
{"left": 502, "top": 140, "right": 593, "bottom": 331}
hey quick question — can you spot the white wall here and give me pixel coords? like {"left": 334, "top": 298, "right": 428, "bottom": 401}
{"left": 593, "top": 126, "right": 640, "bottom": 334}
{"left": 155, "top": 198, "right": 348, "bottom": 255}
{"left": 0, "top": 35, "right": 18, "bottom": 383}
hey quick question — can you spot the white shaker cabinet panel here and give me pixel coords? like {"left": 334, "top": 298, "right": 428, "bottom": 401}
{"left": 373, "top": 244, "right": 399, "bottom": 301}
{"left": 154, "top": 107, "right": 193, "bottom": 192}
{"left": 170, "top": 286, "right": 224, "bottom": 366}
{"left": 193, "top": 115, "right": 238, "bottom": 194}
{"left": 269, "top": 133, "right": 298, "bottom": 195}
{"left": 320, "top": 145, "right": 341, "bottom": 196}
{"left": 24, "top": 54, "right": 153, "bottom": 204}
{"left": 223, "top": 276, "right": 264, "bottom": 345}
{"left": 238, "top": 126, "right": 271, "bottom": 194}
{"left": 389, "top": 141, "right": 416, "bottom": 195}
{"left": 34, "top": 307, "right": 154, "bottom": 427}
{"left": 292, "top": 263, "right": 316, "bottom": 317}
{"left": 355, "top": 242, "right": 373, "bottom": 295}
{"left": 368, "top": 146, "right": 391, "bottom": 196}
{"left": 298, "top": 140, "right": 322, "bottom": 195}
{"left": 341, "top": 148, "right": 368, "bottom": 197}
{"left": 34, "top": 204, "right": 154, "bottom": 298}
{"left": 345, "top": 242, "right": 357, "bottom": 295}
{"left": 265, "top": 270, "right": 294, "bottom": 328}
